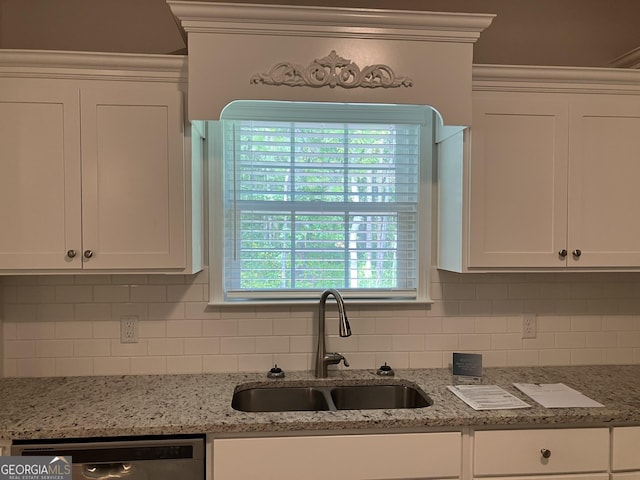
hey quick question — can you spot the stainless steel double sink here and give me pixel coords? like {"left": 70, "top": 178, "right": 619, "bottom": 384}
{"left": 231, "top": 381, "right": 433, "bottom": 412}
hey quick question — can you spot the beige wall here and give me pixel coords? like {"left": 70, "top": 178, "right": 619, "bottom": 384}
{"left": 3, "top": 269, "right": 640, "bottom": 377}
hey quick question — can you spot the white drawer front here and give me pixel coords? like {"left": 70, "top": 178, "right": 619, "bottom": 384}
{"left": 473, "top": 428, "right": 608, "bottom": 476}
{"left": 612, "top": 426, "right": 640, "bottom": 471}
{"left": 214, "top": 432, "right": 462, "bottom": 480}
{"left": 612, "top": 474, "right": 640, "bottom": 480}
{"left": 475, "top": 474, "right": 608, "bottom": 480}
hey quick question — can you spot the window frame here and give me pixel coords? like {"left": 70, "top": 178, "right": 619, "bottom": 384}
{"left": 207, "top": 101, "right": 434, "bottom": 305}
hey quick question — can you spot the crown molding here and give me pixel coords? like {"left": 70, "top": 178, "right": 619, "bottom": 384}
{"left": 609, "top": 46, "right": 640, "bottom": 69}
{"left": 473, "top": 64, "right": 640, "bottom": 94}
{"left": 167, "top": 1, "right": 495, "bottom": 43}
{"left": 0, "top": 49, "right": 188, "bottom": 82}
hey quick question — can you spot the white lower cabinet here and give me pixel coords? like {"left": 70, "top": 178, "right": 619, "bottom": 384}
{"left": 473, "top": 428, "right": 609, "bottom": 479}
{"left": 212, "top": 432, "right": 462, "bottom": 480}
{"left": 612, "top": 426, "right": 640, "bottom": 480}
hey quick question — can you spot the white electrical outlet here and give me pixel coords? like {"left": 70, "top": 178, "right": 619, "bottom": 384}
{"left": 120, "top": 315, "right": 139, "bottom": 343}
{"left": 522, "top": 313, "right": 536, "bottom": 339}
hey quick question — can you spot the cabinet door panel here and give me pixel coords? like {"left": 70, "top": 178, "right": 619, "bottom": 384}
{"left": 476, "top": 475, "right": 608, "bottom": 480}
{"left": 568, "top": 96, "right": 640, "bottom": 267}
{"left": 612, "top": 426, "right": 640, "bottom": 471}
{"left": 80, "top": 85, "right": 185, "bottom": 269}
{"left": 0, "top": 82, "right": 82, "bottom": 269}
{"left": 469, "top": 93, "right": 568, "bottom": 267}
{"left": 214, "top": 432, "right": 461, "bottom": 480}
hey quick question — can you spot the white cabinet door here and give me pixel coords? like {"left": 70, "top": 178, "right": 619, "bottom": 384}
{"left": 567, "top": 96, "right": 640, "bottom": 267}
{"left": 0, "top": 81, "right": 82, "bottom": 269}
{"left": 612, "top": 426, "right": 640, "bottom": 472}
{"left": 213, "top": 432, "right": 462, "bottom": 480}
{"left": 476, "top": 475, "right": 608, "bottom": 480}
{"left": 468, "top": 92, "right": 569, "bottom": 268}
{"left": 80, "top": 84, "right": 186, "bottom": 269}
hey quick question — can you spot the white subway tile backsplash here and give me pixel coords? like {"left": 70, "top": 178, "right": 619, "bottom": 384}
{"left": 93, "top": 285, "right": 130, "bottom": 303}
{"left": 74, "top": 303, "right": 112, "bottom": 321}
{"left": 148, "top": 302, "right": 184, "bottom": 320}
{"left": 539, "top": 349, "right": 571, "bottom": 366}
{"left": 74, "top": 339, "right": 110, "bottom": 357}
{"left": 131, "top": 356, "right": 166, "bottom": 375}
{"left": 94, "top": 357, "right": 131, "bottom": 375}
{"left": 15, "top": 358, "right": 56, "bottom": 377}
{"left": 55, "top": 285, "right": 93, "bottom": 303}
{"left": 203, "top": 355, "right": 238, "bottom": 373}
{"left": 35, "top": 340, "right": 73, "bottom": 357}
{"left": 220, "top": 337, "right": 255, "bottom": 354}
{"left": 184, "top": 337, "right": 220, "bottom": 355}
{"left": 93, "top": 320, "right": 120, "bottom": 339}
{"left": 255, "top": 336, "right": 289, "bottom": 354}
{"left": 3, "top": 270, "right": 640, "bottom": 377}
{"left": 130, "top": 285, "right": 166, "bottom": 303}
{"left": 16, "top": 321, "right": 55, "bottom": 340}
{"left": 55, "top": 357, "right": 94, "bottom": 376}
{"left": 166, "top": 355, "right": 202, "bottom": 374}
{"left": 238, "top": 319, "right": 273, "bottom": 336}
{"left": 147, "top": 338, "right": 184, "bottom": 356}
{"left": 5, "top": 340, "right": 35, "bottom": 358}
{"left": 167, "top": 319, "right": 201, "bottom": 337}
{"left": 570, "top": 349, "right": 603, "bottom": 365}
{"left": 55, "top": 321, "right": 92, "bottom": 339}
{"left": 238, "top": 354, "right": 274, "bottom": 372}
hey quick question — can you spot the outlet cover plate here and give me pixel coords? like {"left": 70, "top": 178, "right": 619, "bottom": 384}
{"left": 120, "top": 315, "right": 139, "bottom": 343}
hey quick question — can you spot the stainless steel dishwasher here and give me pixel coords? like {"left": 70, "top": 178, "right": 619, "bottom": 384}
{"left": 12, "top": 435, "right": 205, "bottom": 480}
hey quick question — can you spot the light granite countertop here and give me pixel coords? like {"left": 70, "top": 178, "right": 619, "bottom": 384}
{"left": 1, "top": 365, "right": 639, "bottom": 440}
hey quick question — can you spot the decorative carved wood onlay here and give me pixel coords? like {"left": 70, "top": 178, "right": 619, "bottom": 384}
{"left": 250, "top": 50, "right": 413, "bottom": 89}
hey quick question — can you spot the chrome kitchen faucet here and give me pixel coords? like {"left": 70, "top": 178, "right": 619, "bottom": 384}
{"left": 315, "top": 289, "right": 352, "bottom": 378}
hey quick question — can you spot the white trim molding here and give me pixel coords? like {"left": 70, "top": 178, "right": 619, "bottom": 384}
{"left": 609, "top": 46, "right": 640, "bottom": 69}
{"left": 0, "top": 49, "right": 187, "bottom": 82}
{"left": 169, "top": 2, "right": 494, "bottom": 124}
{"left": 473, "top": 64, "right": 640, "bottom": 94}
{"left": 167, "top": 1, "right": 495, "bottom": 43}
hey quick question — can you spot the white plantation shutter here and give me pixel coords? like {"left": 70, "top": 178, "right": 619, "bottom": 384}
{"left": 219, "top": 102, "right": 431, "bottom": 301}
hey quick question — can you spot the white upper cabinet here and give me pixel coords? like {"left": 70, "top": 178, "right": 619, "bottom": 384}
{"left": 0, "top": 51, "right": 201, "bottom": 274}
{"left": 439, "top": 65, "right": 640, "bottom": 272}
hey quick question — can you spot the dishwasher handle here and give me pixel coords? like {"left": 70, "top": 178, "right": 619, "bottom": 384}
{"left": 82, "top": 462, "right": 134, "bottom": 479}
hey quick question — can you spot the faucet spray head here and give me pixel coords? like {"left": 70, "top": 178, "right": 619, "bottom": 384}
{"left": 339, "top": 314, "right": 352, "bottom": 338}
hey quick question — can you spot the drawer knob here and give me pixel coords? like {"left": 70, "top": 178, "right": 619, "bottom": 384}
{"left": 66, "top": 249, "right": 77, "bottom": 258}
{"left": 83, "top": 250, "right": 94, "bottom": 259}
{"left": 558, "top": 249, "right": 568, "bottom": 258}
{"left": 572, "top": 249, "right": 582, "bottom": 258}
{"left": 541, "top": 448, "right": 551, "bottom": 459}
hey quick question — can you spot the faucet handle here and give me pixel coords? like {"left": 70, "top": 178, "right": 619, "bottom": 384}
{"left": 324, "top": 352, "right": 350, "bottom": 368}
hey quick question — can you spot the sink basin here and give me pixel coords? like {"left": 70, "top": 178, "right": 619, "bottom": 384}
{"left": 231, "top": 386, "right": 330, "bottom": 412}
{"left": 330, "top": 384, "right": 432, "bottom": 410}
{"left": 231, "top": 382, "right": 432, "bottom": 412}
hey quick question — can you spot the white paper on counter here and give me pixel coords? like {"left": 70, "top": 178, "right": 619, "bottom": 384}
{"left": 513, "top": 382, "right": 604, "bottom": 408}
{"left": 447, "top": 385, "right": 531, "bottom": 410}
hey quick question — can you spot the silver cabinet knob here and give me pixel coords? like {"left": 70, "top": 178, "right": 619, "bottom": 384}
{"left": 83, "top": 250, "right": 94, "bottom": 259}
{"left": 66, "top": 249, "right": 77, "bottom": 258}
{"left": 541, "top": 448, "right": 551, "bottom": 459}
{"left": 558, "top": 249, "right": 568, "bottom": 258}
{"left": 572, "top": 249, "right": 582, "bottom": 258}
